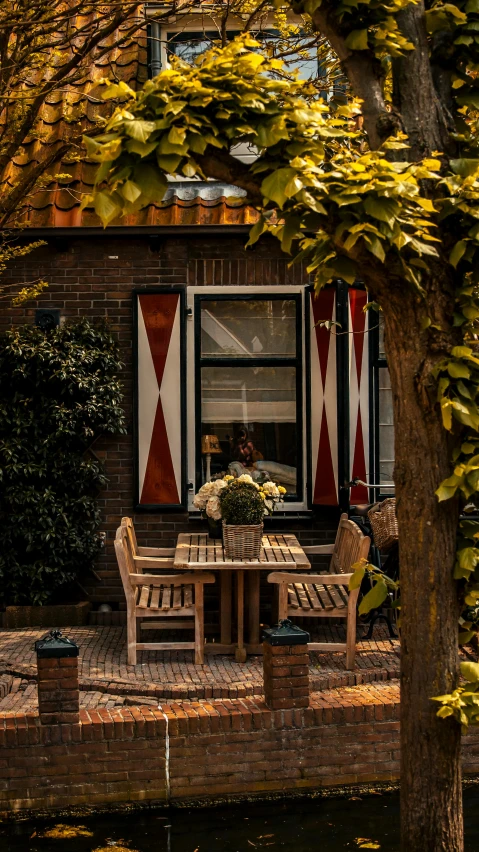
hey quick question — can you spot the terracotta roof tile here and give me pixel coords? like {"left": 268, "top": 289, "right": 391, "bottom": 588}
{"left": 2, "top": 20, "right": 255, "bottom": 229}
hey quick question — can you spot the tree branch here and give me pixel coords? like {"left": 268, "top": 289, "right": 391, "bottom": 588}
{"left": 306, "top": 1, "right": 389, "bottom": 149}
{"left": 195, "top": 148, "right": 264, "bottom": 206}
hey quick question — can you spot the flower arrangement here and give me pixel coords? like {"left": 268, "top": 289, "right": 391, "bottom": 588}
{"left": 193, "top": 473, "right": 285, "bottom": 523}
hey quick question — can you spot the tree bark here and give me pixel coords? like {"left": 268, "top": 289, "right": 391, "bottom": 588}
{"left": 378, "top": 285, "right": 463, "bottom": 852}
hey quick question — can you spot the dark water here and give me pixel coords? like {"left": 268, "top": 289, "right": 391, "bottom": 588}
{"left": 1, "top": 788, "right": 479, "bottom": 851}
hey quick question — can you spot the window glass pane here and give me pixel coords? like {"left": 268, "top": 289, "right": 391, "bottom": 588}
{"left": 167, "top": 31, "right": 323, "bottom": 82}
{"left": 379, "top": 367, "right": 394, "bottom": 492}
{"left": 168, "top": 33, "right": 216, "bottom": 63}
{"left": 201, "top": 365, "right": 298, "bottom": 494}
{"left": 201, "top": 299, "right": 296, "bottom": 358}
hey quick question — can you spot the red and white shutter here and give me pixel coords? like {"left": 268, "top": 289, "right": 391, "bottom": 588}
{"left": 135, "top": 289, "right": 185, "bottom": 509}
{"left": 309, "top": 287, "right": 339, "bottom": 505}
{"left": 349, "top": 288, "right": 369, "bottom": 504}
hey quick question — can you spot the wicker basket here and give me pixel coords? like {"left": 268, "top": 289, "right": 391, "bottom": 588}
{"left": 222, "top": 522, "right": 263, "bottom": 559}
{"left": 367, "top": 498, "right": 398, "bottom": 551}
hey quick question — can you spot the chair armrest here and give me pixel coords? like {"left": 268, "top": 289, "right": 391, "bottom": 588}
{"left": 137, "top": 546, "right": 175, "bottom": 557}
{"left": 267, "top": 571, "right": 353, "bottom": 585}
{"left": 130, "top": 572, "right": 216, "bottom": 586}
{"left": 301, "top": 544, "right": 334, "bottom": 555}
{"left": 133, "top": 555, "right": 175, "bottom": 569}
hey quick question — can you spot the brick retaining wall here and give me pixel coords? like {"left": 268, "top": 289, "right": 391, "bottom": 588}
{"left": 1, "top": 685, "right": 479, "bottom": 814}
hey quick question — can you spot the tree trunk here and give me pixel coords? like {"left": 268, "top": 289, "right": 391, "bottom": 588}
{"left": 380, "top": 292, "right": 463, "bottom": 852}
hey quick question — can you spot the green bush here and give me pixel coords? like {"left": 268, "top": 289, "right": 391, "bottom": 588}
{"left": 0, "top": 319, "right": 126, "bottom": 606}
{"left": 219, "top": 479, "right": 264, "bottom": 525}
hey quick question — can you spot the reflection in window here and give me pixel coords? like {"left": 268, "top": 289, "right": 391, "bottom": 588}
{"left": 197, "top": 298, "right": 301, "bottom": 499}
{"left": 201, "top": 299, "right": 296, "bottom": 358}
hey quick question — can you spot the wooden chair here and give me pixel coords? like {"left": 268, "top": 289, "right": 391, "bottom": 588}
{"left": 115, "top": 525, "right": 215, "bottom": 665}
{"left": 267, "top": 514, "right": 370, "bottom": 669}
{"left": 121, "top": 517, "right": 175, "bottom": 569}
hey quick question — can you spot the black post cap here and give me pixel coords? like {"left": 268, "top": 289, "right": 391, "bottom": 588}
{"left": 34, "top": 630, "right": 79, "bottom": 659}
{"left": 262, "top": 619, "right": 310, "bottom": 646}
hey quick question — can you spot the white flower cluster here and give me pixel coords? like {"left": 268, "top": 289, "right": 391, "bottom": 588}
{"left": 236, "top": 473, "right": 260, "bottom": 489}
{"left": 193, "top": 477, "right": 229, "bottom": 519}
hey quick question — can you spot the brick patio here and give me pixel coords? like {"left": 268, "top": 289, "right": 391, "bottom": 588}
{"left": 0, "top": 624, "right": 400, "bottom": 711}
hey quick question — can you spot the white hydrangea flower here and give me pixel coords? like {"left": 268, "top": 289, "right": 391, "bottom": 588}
{"left": 206, "top": 495, "right": 222, "bottom": 520}
{"left": 194, "top": 478, "right": 227, "bottom": 508}
{"left": 237, "top": 473, "right": 254, "bottom": 484}
{"left": 264, "top": 498, "right": 274, "bottom": 512}
{"left": 262, "top": 480, "right": 280, "bottom": 497}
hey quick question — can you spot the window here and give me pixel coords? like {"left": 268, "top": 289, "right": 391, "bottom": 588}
{"left": 192, "top": 293, "right": 303, "bottom": 503}
{"left": 166, "top": 30, "right": 323, "bottom": 82}
{"left": 370, "top": 314, "right": 394, "bottom": 495}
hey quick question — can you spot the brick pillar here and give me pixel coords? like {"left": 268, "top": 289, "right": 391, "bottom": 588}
{"left": 35, "top": 631, "right": 80, "bottom": 725}
{"left": 263, "top": 642, "right": 310, "bottom": 711}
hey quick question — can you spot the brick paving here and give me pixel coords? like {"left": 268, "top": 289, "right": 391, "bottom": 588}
{"left": 0, "top": 624, "right": 400, "bottom": 712}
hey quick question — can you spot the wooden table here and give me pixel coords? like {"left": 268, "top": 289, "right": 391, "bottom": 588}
{"left": 173, "top": 533, "right": 310, "bottom": 661}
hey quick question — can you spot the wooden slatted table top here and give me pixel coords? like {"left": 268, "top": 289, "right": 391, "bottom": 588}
{"left": 173, "top": 533, "right": 311, "bottom": 570}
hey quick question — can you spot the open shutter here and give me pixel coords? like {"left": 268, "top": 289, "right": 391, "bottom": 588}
{"left": 134, "top": 289, "right": 186, "bottom": 510}
{"left": 309, "top": 287, "right": 339, "bottom": 506}
{"left": 349, "top": 288, "right": 369, "bottom": 505}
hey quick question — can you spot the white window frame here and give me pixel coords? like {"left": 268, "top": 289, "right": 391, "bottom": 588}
{"left": 186, "top": 285, "right": 308, "bottom": 512}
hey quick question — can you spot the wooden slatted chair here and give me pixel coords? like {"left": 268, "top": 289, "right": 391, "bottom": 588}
{"left": 121, "top": 517, "right": 175, "bottom": 569}
{"left": 267, "top": 514, "right": 370, "bottom": 669}
{"left": 115, "top": 525, "right": 215, "bottom": 665}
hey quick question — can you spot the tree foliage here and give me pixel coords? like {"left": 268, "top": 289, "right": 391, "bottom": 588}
{"left": 0, "top": 320, "right": 125, "bottom": 607}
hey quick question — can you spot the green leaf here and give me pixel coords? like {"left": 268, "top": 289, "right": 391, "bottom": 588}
{"left": 261, "top": 168, "right": 301, "bottom": 208}
{"left": 123, "top": 120, "right": 156, "bottom": 142}
{"left": 449, "top": 240, "right": 467, "bottom": 268}
{"left": 94, "top": 191, "right": 121, "bottom": 226}
{"left": 133, "top": 164, "right": 167, "bottom": 201}
{"left": 461, "top": 661, "right": 479, "bottom": 683}
{"left": 345, "top": 29, "right": 369, "bottom": 51}
{"left": 349, "top": 566, "right": 366, "bottom": 590}
{"left": 447, "top": 361, "right": 471, "bottom": 379}
{"left": 120, "top": 180, "right": 141, "bottom": 204}
{"left": 358, "top": 579, "right": 388, "bottom": 615}
{"left": 363, "top": 197, "right": 398, "bottom": 227}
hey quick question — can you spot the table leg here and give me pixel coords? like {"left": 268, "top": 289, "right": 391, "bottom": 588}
{"left": 248, "top": 570, "right": 260, "bottom": 645}
{"left": 235, "top": 570, "right": 247, "bottom": 663}
{"left": 220, "top": 570, "right": 232, "bottom": 645}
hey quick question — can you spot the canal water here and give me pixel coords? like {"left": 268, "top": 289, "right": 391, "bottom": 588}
{"left": 1, "top": 788, "right": 479, "bottom": 851}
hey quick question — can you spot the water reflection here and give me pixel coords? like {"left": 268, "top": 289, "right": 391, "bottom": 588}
{"left": 2, "top": 788, "right": 479, "bottom": 852}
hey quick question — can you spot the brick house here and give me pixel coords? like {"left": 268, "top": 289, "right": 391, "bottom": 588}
{"left": 1, "top": 10, "right": 393, "bottom": 614}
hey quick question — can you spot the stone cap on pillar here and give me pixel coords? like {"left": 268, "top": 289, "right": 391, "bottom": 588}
{"left": 262, "top": 619, "right": 310, "bottom": 646}
{"left": 34, "top": 629, "right": 79, "bottom": 659}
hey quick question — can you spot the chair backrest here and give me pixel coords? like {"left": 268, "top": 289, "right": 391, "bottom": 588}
{"left": 115, "top": 525, "right": 136, "bottom": 598}
{"left": 331, "top": 514, "right": 370, "bottom": 574}
{"left": 121, "top": 516, "right": 138, "bottom": 557}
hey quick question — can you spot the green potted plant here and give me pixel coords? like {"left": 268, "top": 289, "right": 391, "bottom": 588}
{"left": 220, "top": 474, "right": 285, "bottom": 559}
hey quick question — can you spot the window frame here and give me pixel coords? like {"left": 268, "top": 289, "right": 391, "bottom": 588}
{"left": 187, "top": 286, "right": 308, "bottom": 512}
{"left": 369, "top": 311, "right": 395, "bottom": 500}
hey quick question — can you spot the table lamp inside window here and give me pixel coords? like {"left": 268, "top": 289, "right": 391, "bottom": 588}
{"left": 201, "top": 434, "right": 222, "bottom": 482}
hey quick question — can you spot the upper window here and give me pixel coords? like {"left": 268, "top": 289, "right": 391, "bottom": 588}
{"left": 195, "top": 295, "right": 302, "bottom": 501}
{"left": 166, "top": 30, "right": 324, "bottom": 83}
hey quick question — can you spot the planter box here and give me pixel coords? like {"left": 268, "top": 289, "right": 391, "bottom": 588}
{"left": 3, "top": 601, "right": 91, "bottom": 629}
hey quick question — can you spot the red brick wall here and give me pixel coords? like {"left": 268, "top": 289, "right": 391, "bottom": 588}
{"left": 1, "top": 691, "right": 479, "bottom": 813}
{"left": 1, "top": 233, "right": 340, "bottom": 608}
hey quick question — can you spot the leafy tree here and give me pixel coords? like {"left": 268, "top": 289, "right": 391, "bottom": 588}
{"left": 0, "top": 320, "right": 125, "bottom": 606}
{"left": 85, "top": 3, "right": 479, "bottom": 849}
